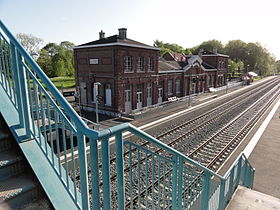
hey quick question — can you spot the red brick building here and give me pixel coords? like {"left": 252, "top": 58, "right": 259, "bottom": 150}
{"left": 74, "top": 29, "right": 228, "bottom": 115}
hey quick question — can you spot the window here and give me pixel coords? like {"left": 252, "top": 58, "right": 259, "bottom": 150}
{"left": 137, "top": 57, "right": 144, "bottom": 72}
{"left": 175, "top": 79, "right": 181, "bottom": 94}
{"left": 124, "top": 56, "right": 132, "bottom": 72}
{"left": 147, "top": 57, "right": 154, "bottom": 72}
{"left": 168, "top": 80, "right": 173, "bottom": 96}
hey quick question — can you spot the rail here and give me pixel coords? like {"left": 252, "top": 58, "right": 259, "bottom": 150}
{"left": 0, "top": 20, "right": 254, "bottom": 210}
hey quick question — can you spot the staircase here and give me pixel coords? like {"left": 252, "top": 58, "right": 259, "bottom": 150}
{"left": 0, "top": 19, "right": 255, "bottom": 210}
{"left": 0, "top": 114, "right": 53, "bottom": 209}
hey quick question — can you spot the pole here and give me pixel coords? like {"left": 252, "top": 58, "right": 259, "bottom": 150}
{"left": 94, "top": 82, "right": 101, "bottom": 130}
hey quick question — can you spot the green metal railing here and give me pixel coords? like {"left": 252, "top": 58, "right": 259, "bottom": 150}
{"left": 0, "top": 19, "right": 254, "bottom": 210}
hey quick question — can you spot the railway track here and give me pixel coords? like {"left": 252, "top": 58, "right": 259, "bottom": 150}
{"left": 73, "top": 78, "right": 280, "bottom": 208}
{"left": 126, "top": 82, "right": 280, "bottom": 209}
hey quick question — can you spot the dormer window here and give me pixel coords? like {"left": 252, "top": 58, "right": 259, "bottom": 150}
{"left": 147, "top": 57, "right": 154, "bottom": 72}
{"left": 137, "top": 57, "right": 144, "bottom": 72}
{"left": 124, "top": 56, "right": 132, "bottom": 72}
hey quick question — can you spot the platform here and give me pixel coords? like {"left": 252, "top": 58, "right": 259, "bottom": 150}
{"left": 223, "top": 96, "right": 280, "bottom": 209}
{"left": 226, "top": 186, "right": 280, "bottom": 210}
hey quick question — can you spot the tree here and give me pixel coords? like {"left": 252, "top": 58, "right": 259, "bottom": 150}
{"left": 224, "top": 40, "right": 247, "bottom": 62}
{"left": 16, "top": 33, "right": 43, "bottom": 57}
{"left": 153, "top": 40, "right": 185, "bottom": 56}
{"left": 228, "top": 59, "right": 244, "bottom": 77}
{"left": 37, "top": 41, "right": 75, "bottom": 77}
{"left": 275, "top": 60, "right": 280, "bottom": 73}
{"left": 37, "top": 49, "right": 54, "bottom": 76}
{"left": 42, "top": 43, "right": 60, "bottom": 56}
{"left": 193, "top": 40, "right": 224, "bottom": 54}
{"left": 60, "top": 41, "right": 75, "bottom": 51}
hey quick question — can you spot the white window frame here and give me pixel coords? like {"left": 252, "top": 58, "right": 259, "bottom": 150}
{"left": 147, "top": 57, "right": 154, "bottom": 72}
{"left": 124, "top": 56, "right": 132, "bottom": 72}
{"left": 137, "top": 56, "right": 144, "bottom": 72}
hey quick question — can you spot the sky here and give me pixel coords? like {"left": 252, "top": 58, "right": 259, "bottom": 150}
{"left": 1, "top": 0, "right": 280, "bottom": 59}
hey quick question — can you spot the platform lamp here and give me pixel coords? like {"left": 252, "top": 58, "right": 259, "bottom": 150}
{"left": 94, "top": 82, "right": 101, "bottom": 130}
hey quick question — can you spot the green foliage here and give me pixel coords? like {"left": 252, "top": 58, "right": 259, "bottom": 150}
{"left": 154, "top": 39, "right": 184, "bottom": 56}
{"left": 155, "top": 37, "right": 276, "bottom": 77}
{"left": 192, "top": 39, "right": 224, "bottom": 54}
{"left": 224, "top": 40, "right": 247, "bottom": 62}
{"left": 275, "top": 60, "right": 280, "bottom": 73}
{"left": 228, "top": 59, "right": 244, "bottom": 76}
{"left": 50, "top": 77, "right": 75, "bottom": 88}
{"left": 37, "top": 41, "right": 75, "bottom": 77}
{"left": 225, "top": 41, "right": 275, "bottom": 76}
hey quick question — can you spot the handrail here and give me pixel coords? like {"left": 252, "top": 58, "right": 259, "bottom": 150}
{"left": 0, "top": 19, "right": 255, "bottom": 210}
{"left": 0, "top": 20, "right": 98, "bottom": 139}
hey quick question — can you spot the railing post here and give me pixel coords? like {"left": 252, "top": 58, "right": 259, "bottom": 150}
{"left": 90, "top": 137, "right": 100, "bottom": 210}
{"left": 177, "top": 157, "right": 183, "bottom": 210}
{"left": 218, "top": 179, "right": 225, "bottom": 210}
{"left": 10, "top": 43, "right": 24, "bottom": 126}
{"left": 236, "top": 156, "right": 242, "bottom": 186}
{"left": 9, "top": 44, "right": 32, "bottom": 138}
{"left": 201, "top": 171, "right": 210, "bottom": 210}
{"left": 16, "top": 52, "right": 32, "bottom": 138}
{"left": 77, "top": 132, "right": 90, "bottom": 210}
{"left": 115, "top": 131, "right": 125, "bottom": 210}
{"left": 242, "top": 160, "right": 248, "bottom": 187}
{"left": 171, "top": 155, "right": 178, "bottom": 210}
{"left": 228, "top": 169, "right": 234, "bottom": 196}
{"left": 101, "top": 136, "right": 111, "bottom": 210}
{"left": 249, "top": 168, "right": 255, "bottom": 188}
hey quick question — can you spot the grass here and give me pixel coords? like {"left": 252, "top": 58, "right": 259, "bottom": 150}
{"left": 50, "top": 77, "right": 76, "bottom": 89}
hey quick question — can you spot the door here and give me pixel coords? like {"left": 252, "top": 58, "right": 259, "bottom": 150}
{"left": 158, "top": 88, "right": 163, "bottom": 103}
{"left": 80, "top": 82, "right": 87, "bottom": 105}
{"left": 105, "top": 84, "right": 112, "bottom": 106}
{"left": 125, "top": 87, "right": 131, "bottom": 113}
{"left": 136, "top": 91, "right": 143, "bottom": 110}
{"left": 147, "top": 83, "right": 152, "bottom": 106}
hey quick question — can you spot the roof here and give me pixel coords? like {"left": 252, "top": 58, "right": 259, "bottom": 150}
{"left": 163, "top": 52, "right": 186, "bottom": 61}
{"left": 202, "top": 62, "right": 216, "bottom": 69}
{"left": 158, "top": 60, "right": 186, "bottom": 72}
{"left": 74, "top": 35, "right": 160, "bottom": 51}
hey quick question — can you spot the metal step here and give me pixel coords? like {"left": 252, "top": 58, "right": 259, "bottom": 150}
{"left": 0, "top": 150, "right": 24, "bottom": 181}
{"left": 20, "top": 198, "right": 54, "bottom": 210}
{"left": 0, "top": 131, "right": 12, "bottom": 152}
{"left": 0, "top": 174, "right": 39, "bottom": 209}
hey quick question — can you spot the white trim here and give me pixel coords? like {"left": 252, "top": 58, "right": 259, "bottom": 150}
{"left": 74, "top": 42, "right": 160, "bottom": 51}
{"left": 202, "top": 54, "right": 229, "bottom": 58}
{"left": 159, "top": 70, "right": 184, "bottom": 74}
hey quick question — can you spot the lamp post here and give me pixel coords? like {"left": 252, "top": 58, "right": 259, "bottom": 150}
{"left": 94, "top": 82, "right": 101, "bottom": 130}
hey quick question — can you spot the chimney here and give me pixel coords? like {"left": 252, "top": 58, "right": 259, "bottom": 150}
{"left": 118, "top": 28, "right": 127, "bottom": 39}
{"left": 99, "top": 30, "right": 105, "bottom": 39}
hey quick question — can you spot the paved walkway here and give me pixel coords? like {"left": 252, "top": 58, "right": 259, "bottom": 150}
{"left": 246, "top": 98, "right": 280, "bottom": 198}
{"left": 226, "top": 97, "right": 280, "bottom": 209}
{"left": 226, "top": 186, "right": 280, "bottom": 210}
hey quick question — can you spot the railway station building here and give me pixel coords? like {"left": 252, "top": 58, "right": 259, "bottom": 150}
{"left": 74, "top": 28, "right": 229, "bottom": 115}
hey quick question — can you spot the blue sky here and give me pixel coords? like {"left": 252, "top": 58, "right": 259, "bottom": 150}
{"left": 1, "top": 0, "right": 280, "bottom": 59}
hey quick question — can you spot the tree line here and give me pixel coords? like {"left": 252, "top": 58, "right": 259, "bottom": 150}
{"left": 16, "top": 33, "right": 75, "bottom": 78}
{"left": 154, "top": 39, "right": 279, "bottom": 77}
{"left": 16, "top": 33, "right": 279, "bottom": 78}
